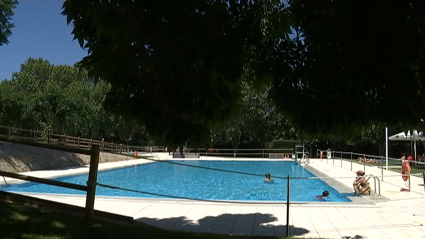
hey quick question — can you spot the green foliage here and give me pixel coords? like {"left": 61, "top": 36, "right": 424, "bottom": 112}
{"left": 0, "top": 57, "right": 153, "bottom": 146}
{"left": 4, "top": 58, "right": 102, "bottom": 134}
{"left": 62, "top": 0, "right": 290, "bottom": 147}
{"left": 62, "top": 0, "right": 425, "bottom": 143}
{"left": 269, "top": 0, "right": 425, "bottom": 137}
{"left": 0, "top": 58, "right": 101, "bottom": 136}
{"left": 0, "top": 0, "right": 16, "bottom": 46}
{"left": 211, "top": 81, "right": 290, "bottom": 148}
{"left": 271, "top": 139, "right": 301, "bottom": 149}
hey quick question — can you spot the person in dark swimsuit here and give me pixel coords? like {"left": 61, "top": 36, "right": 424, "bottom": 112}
{"left": 316, "top": 190, "right": 330, "bottom": 199}
{"left": 264, "top": 173, "right": 274, "bottom": 183}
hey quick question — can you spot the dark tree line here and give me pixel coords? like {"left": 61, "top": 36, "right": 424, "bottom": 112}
{"left": 0, "top": 58, "right": 148, "bottom": 146}
{"left": 61, "top": 0, "right": 425, "bottom": 149}
{"left": 2, "top": 1, "right": 423, "bottom": 152}
{"left": 0, "top": 58, "right": 288, "bottom": 149}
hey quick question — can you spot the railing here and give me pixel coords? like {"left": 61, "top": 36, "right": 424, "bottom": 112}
{"left": 295, "top": 145, "right": 309, "bottom": 164}
{"left": 196, "top": 148, "right": 294, "bottom": 158}
{"left": 0, "top": 135, "right": 100, "bottom": 219}
{"left": 316, "top": 149, "right": 400, "bottom": 173}
{"left": 315, "top": 148, "right": 420, "bottom": 194}
{"left": 367, "top": 174, "right": 381, "bottom": 196}
{"left": 0, "top": 125, "right": 163, "bottom": 154}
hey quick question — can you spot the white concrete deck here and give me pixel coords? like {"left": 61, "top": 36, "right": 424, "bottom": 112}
{"left": 3, "top": 154, "right": 425, "bottom": 239}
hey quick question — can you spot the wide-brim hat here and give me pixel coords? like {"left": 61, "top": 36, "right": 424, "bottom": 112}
{"left": 355, "top": 170, "right": 364, "bottom": 175}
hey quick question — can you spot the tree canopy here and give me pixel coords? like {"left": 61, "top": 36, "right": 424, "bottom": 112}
{"left": 62, "top": 0, "right": 288, "bottom": 148}
{"left": 62, "top": 0, "right": 425, "bottom": 144}
{"left": 1, "top": 57, "right": 290, "bottom": 150}
{"left": 0, "top": 0, "right": 16, "bottom": 46}
{"left": 270, "top": 0, "right": 425, "bottom": 136}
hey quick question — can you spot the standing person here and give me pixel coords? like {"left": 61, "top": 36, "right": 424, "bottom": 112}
{"left": 407, "top": 155, "right": 414, "bottom": 167}
{"left": 327, "top": 148, "right": 332, "bottom": 159}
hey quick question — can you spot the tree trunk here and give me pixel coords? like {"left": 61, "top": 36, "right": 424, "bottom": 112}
{"left": 179, "top": 143, "right": 185, "bottom": 158}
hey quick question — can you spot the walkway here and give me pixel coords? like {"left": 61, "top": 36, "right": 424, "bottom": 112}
{"left": 4, "top": 155, "right": 425, "bottom": 239}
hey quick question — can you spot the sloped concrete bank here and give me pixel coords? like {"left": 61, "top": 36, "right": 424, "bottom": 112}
{"left": 0, "top": 142, "right": 134, "bottom": 173}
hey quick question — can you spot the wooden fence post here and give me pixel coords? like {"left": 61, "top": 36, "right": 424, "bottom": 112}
{"left": 85, "top": 144, "right": 100, "bottom": 219}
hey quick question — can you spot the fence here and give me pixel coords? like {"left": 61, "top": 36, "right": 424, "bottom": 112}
{"left": 0, "top": 125, "right": 164, "bottom": 154}
{"left": 316, "top": 149, "right": 391, "bottom": 172}
{"left": 315, "top": 148, "right": 425, "bottom": 191}
{"left": 0, "top": 125, "right": 304, "bottom": 158}
{"left": 0, "top": 135, "right": 100, "bottom": 219}
{"left": 0, "top": 140, "right": 403, "bottom": 236}
{"left": 193, "top": 148, "right": 294, "bottom": 158}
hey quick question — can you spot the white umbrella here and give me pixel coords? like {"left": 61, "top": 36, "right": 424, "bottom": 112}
{"left": 388, "top": 130, "right": 424, "bottom": 164}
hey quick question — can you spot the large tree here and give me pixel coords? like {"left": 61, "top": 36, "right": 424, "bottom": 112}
{"left": 62, "top": 0, "right": 288, "bottom": 148}
{"left": 0, "top": 0, "right": 16, "bottom": 46}
{"left": 63, "top": 0, "right": 425, "bottom": 143}
{"left": 0, "top": 58, "right": 110, "bottom": 136}
{"left": 211, "top": 81, "right": 287, "bottom": 149}
{"left": 269, "top": 0, "right": 425, "bottom": 137}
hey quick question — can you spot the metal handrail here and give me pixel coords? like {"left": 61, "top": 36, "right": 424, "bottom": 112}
{"left": 2, "top": 176, "right": 7, "bottom": 187}
{"left": 366, "top": 174, "right": 381, "bottom": 196}
{"left": 154, "top": 154, "right": 161, "bottom": 161}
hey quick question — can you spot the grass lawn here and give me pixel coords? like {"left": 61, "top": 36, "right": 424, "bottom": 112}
{"left": 361, "top": 160, "right": 425, "bottom": 176}
{"left": 339, "top": 158, "right": 425, "bottom": 177}
{"left": 0, "top": 200, "right": 319, "bottom": 239}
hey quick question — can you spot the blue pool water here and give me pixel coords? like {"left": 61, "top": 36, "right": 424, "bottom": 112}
{"left": 1, "top": 161, "right": 351, "bottom": 202}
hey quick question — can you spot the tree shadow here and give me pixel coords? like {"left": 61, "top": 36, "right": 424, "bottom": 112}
{"left": 0, "top": 196, "right": 305, "bottom": 239}
{"left": 135, "top": 212, "right": 310, "bottom": 237}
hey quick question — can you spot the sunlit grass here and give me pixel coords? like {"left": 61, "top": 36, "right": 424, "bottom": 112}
{"left": 11, "top": 212, "right": 29, "bottom": 221}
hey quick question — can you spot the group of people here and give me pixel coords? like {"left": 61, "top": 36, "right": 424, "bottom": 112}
{"left": 358, "top": 157, "right": 377, "bottom": 164}
{"left": 263, "top": 169, "right": 371, "bottom": 199}
{"left": 263, "top": 173, "right": 331, "bottom": 200}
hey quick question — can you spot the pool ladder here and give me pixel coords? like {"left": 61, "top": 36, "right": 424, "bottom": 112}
{"left": 366, "top": 174, "right": 381, "bottom": 196}
{"left": 154, "top": 153, "right": 161, "bottom": 161}
{"left": 1, "top": 176, "right": 7, "bottom": 187}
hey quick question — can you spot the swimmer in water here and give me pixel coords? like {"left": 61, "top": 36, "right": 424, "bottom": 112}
{"left": 315, "top": 190, "right": 329, "bottom": 199}
{"left": 264, "top": 173, "right": 274, "bottom": 183}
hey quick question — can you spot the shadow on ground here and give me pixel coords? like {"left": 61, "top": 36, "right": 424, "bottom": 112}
{"left": 136, "top": 213, "right": 309, "bottom": 237}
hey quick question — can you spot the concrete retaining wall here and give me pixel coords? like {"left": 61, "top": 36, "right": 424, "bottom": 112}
{"left": 0, "top": 142, "right": 134, "bottom": 173}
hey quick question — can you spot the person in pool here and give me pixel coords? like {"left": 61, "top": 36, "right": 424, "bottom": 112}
{"left": 264, "top": 173, "right": 274, "bottom": 182}
{"left": 316, "top": 190, "right": 330, "bottom": 199}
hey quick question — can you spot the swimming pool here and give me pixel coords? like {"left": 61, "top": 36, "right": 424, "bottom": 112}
{"left": 1, "top": 160, "right": 351, "bottom": 202}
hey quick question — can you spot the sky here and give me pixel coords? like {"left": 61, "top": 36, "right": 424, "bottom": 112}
{"left": 0, "top": 0, "right": 87, "bottom": 80}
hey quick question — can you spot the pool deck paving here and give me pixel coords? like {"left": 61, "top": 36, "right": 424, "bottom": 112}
{"left": 3, "top": 154, "right": 425, "bottom": 239}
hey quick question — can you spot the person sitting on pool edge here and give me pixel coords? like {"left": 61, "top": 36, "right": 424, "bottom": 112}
{"left": 316, "top": 190, "right": 330, "bottom": 200}
{"left": 264, "top": 173, "right": 274, "bottom": 183}
{"left": 353, "top": 170, "right": 371, "bottom": 195}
